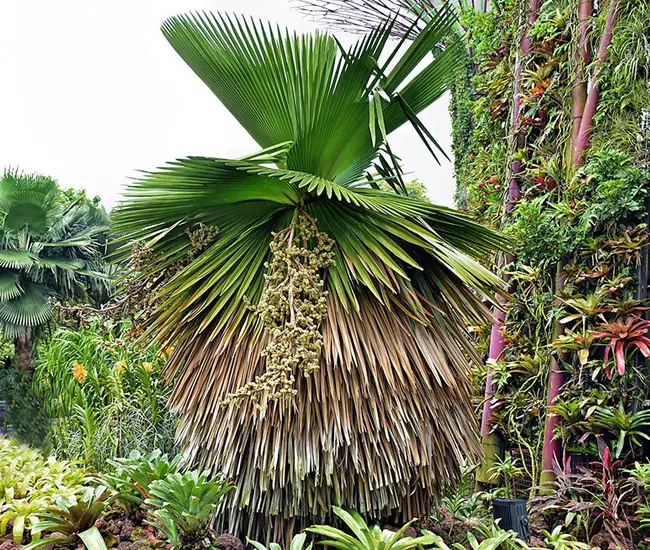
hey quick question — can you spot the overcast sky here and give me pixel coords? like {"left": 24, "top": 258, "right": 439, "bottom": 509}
{"left": 0, "top": 0, "right": 455, "bottom": 210}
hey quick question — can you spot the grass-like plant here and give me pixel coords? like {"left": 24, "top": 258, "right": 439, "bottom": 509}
{"left": 34, "top": 320, "right": 177, "bottom": 469}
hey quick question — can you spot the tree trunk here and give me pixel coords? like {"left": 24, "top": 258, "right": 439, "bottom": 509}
{"left": 14, "top": 328, "right": 33, "bottom": 372}
{"left": 540, "top": 0, "right": 620, "bottom": 485}
{"left": 478, "top": 0, "right": 543, "bottom": 482}
{"left": 573, "top": 0, "right": 620, "bottom": 167}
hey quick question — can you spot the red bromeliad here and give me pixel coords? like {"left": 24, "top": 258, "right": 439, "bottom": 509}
{"left": 592, "top": 315, "right": 650, "bottom": 378}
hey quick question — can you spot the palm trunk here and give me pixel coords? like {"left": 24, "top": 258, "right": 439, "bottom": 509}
{"left": 541, "top": 0, "right": 619, "bottom": 485}
{"left": 478, "top": 0, "right": 542, "bottom": 482}
{"left": 14, "top": 327, "right": 33, "bottom": 372}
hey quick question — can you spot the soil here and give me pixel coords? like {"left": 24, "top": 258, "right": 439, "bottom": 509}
{"left": 0, "top": 510, "right": 245, "bottom": 550}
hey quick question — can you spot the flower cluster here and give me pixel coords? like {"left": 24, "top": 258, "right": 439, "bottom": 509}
{"left": 222, "top": 211, "right": 334, "bottom": 408}
{"left": 72, "top": 360, "right": 87, "bottom": 384}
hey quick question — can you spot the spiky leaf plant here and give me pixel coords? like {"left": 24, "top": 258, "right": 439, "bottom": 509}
{"left": 112, "top": 4, "right": 508, "bottom": 539}
{"left": 0, "top": 170, "right": 108, "bottom": 369}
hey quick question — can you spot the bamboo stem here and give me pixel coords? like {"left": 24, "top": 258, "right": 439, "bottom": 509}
{"left": 573, "top": 0, "right": 620, "bottom": 166}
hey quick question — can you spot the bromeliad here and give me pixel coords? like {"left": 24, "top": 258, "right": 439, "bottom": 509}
{"left": 592, "top": 315, "right": 650, "bottom": 378}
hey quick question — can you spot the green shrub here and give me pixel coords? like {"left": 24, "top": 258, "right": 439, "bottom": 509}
{"left": 580, "top": 149, "right": 649, "bottom": 229}
{"left": 101, "top": 449, "right": 184, "bottom": 514}
{"left": 0, "top": 361, "right": 50, "bottom": 448}
{"left": 145, "top": 470, "right": 234, "bottom": 548}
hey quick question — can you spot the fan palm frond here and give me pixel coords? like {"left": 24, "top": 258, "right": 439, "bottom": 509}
{"left": 0, "top": 272, "right": 22, "bottom": 301}
{"left": 0, "top": 282, "right": 51, "bottom": 329}
{"left": 0, "top": 169, "right": 58, "bottom": 234}
{"left": 113, "top": 6, "right": 507, "bottom": 540}
{"left": 0, "top": 249, "right": 34, "bottom": 270}
{"left": 0, "top": 170, "right": 109, "bottom": 360}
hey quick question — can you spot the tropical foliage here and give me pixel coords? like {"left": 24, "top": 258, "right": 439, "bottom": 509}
{"left": 0, "top": 170, "right": 108, "bottom": 370}
{"left": 4, "top": 0, "right": 650, "bottom": 548}
{"left": 0, "top": 438, "right": 88, "bottom": 546}
{"left": 112, "top": 4, "right": 507, "bottom": 538}
{"left": 297, "top": 0, "right": 650, "bottom": 546}
{"left": 32, "top": 320, "right": 176, "bottom": 470}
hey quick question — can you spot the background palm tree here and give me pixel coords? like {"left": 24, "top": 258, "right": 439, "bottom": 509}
{"left": 0, "top": 170, "right": 108, "bottom": 370}
{"left": 113, "top": 6, "right": 507, "bottom": 539}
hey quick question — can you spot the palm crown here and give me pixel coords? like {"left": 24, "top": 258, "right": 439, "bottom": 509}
{"left": 113, "top": 6, "right": 507, "bottom": 539}
{"left": 0, "top": 170, "right": 108, "bottom": 368}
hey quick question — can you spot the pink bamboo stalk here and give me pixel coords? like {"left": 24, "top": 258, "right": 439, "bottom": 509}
{"left": 479, "top": 0, "right": 542, "bottom": 446}
{"left": 541, "top": 0, "right": 620, "bottom": 485}
{"left": 541, "top": 264, "right": 567, "bottom": 483}
{"left": 573, "top": 0, "right": 620, "bottom": 167}
{"left": 570, "top": 0, "right": 592, "bottom": 151}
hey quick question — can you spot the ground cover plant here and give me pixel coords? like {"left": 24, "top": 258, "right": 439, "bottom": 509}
{"left": 0, "top": 438, "right": 239, "bottom": 549}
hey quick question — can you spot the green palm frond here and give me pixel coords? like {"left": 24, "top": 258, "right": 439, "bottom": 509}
{"left": 0, "top": 272, "right": 22, "bottom": 301}
{"left": 0, "top": 169, "right": 58, "bottom": 234}
{"left": 0, "top": 283, "right": 51, "bottom": 328}
{"left": 0, "top": 249, "right": 34, "bottom": 269}
{"left": 35, "top": 257, "right": 86, "bottom": 271}
{"left": 113, "top": 4, "right": 506, "bottom": 540}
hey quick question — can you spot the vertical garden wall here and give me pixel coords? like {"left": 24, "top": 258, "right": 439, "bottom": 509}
{"left": 450, "top": 0, "right": 650, "bottom": 486}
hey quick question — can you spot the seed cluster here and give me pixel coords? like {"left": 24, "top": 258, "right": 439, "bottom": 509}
{"left": 123, "top": 224, "right": 219, "bottom": 336}
{"left": 56, "top": 223, "right": 219, "bottom": 335}
{"left": 222, "top": 211, "right": 334, "bottom": 409}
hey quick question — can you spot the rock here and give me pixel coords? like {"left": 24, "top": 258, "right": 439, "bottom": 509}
{"left": 217, "top": 533, "right": 245, "bottom": 550}
{"left": 120, "top": 519, "right": 135, "bottom": 540}
{"left": 95, "top": 518, "right": 109, "bottom": 531}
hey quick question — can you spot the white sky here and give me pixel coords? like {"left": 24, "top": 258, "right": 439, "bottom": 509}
{"left": 0, "top": 0, "right": 455, "bottom": 210}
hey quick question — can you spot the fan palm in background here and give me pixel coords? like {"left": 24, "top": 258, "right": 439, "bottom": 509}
{"left": 0, "top": 170, "right": 108, "bottom": 370}
{"left": 113, "top": 3, "right": 507, "bottom": 539}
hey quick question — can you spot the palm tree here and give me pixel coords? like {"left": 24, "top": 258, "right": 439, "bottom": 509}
{"left": 113, "top": 6, "right": 507, "bottom": 538}
{"left": 0, "top": 170, "right": 108, "bottom": 370}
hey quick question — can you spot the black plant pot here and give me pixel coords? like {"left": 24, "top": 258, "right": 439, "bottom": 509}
{"left": 492, "top": 498, "right": 530, "bottom": 540}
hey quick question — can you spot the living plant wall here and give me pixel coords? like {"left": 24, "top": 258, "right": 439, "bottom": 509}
{"left": 449, "top": 0, "right": 650, "bottom": 486}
